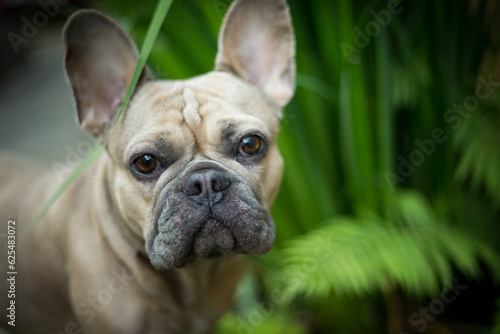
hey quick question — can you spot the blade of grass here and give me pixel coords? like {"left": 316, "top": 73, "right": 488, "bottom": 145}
{"left": 339, "top": 69, "right": 357, "bottom": 197}
{"left": 113, "top": 0, "right": 173, "bottom": 125}
{"left": 374, "top": 30, "right": 393, "bottom": 213}
{"left": 27, "top": 0, "right": 173, "bottom": 230}
{"left": 375, "top": 30, "right": 391, "bottom": 177}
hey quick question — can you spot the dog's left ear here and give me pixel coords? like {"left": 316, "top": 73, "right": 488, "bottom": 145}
{"left": 64, "top": 10, "right": 151, "bottom": 138}
{"left": 215, "top": 0, "right": 296, "bottom": 108}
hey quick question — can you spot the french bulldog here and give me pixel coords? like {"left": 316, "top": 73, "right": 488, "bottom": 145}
{"left": 0, "top": 0, "right": 295, "bottom": 333}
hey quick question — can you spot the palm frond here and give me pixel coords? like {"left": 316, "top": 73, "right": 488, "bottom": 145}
{"left": 454, "top": 114, "right": 500, "bottom": 206}
{"left": 277, "top": 191, "right": 499, "bottom": 301}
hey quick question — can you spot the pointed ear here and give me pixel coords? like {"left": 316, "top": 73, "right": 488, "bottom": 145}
{"left": 215, "top": 0, "right": 296, "bottom": 108}
{"left": 64, "top": 10, "right": 151, "bottom": 138}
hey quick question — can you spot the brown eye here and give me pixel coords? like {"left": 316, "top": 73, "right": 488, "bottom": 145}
{"left": 239, "top": 135, "right": 263, "bottom": 156}
{"left": 133, "top": 154, "right": 160, "bottom": 174}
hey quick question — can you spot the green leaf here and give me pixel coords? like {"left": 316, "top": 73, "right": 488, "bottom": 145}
{"left": 277, "top": 191, "right": 499, "bottom": 300}
{"left": 454, "top": 115, "right": 500, "bottom": 206}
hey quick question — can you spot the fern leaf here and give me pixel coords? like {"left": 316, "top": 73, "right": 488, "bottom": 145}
{"left": 454, "top": 116, "right": 500, "bottom": 206}
{"left": 277, "top": 216, "right": 498, "bottom": 301}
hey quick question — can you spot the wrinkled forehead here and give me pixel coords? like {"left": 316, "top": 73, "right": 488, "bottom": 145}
{"left": 113, "top": 72, "right": 281, "bottom": 153}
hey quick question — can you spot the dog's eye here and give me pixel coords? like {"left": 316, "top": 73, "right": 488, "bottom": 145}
{"left": 239, "top": 135, "right": 263, "bottom": 156}
{"left": 133, "top": 154, "right": 160, "bottom": 174}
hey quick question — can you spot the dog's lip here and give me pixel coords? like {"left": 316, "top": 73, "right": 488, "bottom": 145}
{"left": 191, "top": 217, "right": 237, "bottom": 257}
{"left": 200, "top": 219, "right": 226, "bottom": 258}
{"left": 147, "top": 188, "right": 275, "bottom": 270}
{"left": 198, "top": 217, "right": 224, "bottom": 233}
{"left": 193, "top": 217, "right": 230, "bottom": 241}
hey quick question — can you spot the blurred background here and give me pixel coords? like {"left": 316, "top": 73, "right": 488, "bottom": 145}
{"left": 1, "top": 0, "right": 500, "bottom": 333}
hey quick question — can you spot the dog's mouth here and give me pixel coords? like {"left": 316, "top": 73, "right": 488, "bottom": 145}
{"left": 191, "top": 217, "right": 237, "bottom": 259}
{"left": 146, "top": 202, "right": 275, "bottom": 270}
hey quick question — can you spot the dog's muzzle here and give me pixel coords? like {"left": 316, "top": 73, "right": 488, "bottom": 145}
{"left": 145, "top": 162, "right": 275, "bottom": 270}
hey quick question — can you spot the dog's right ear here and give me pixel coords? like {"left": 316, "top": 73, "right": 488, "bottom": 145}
{"left": 215, "top": 0, "right": 296, "bottom": 108}
{"left": 64, "top": 10, "right": 151, "bottom": 138}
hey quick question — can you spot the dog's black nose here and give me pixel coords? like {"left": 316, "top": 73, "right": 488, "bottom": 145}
{"left": 182, "top": 169, "right": 231, "bottom": 205}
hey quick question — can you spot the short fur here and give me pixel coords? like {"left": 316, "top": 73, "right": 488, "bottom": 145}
{"left": 0, "top": 0, "right": 295, "bottom": 333}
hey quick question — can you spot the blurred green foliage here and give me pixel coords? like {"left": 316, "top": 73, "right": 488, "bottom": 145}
{"left": 97, "top": 0, "right": 500, "bottom": 332}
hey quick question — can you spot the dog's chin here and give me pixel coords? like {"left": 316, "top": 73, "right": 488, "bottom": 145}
{"left": 192, "top": 218, "right": 235, "bottom": 258}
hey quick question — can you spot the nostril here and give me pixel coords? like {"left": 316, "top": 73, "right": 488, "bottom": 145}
{"left": 212, "top": 177, "right": 230, "bottom": 192}
{"left": 183, "top": 176, "right": 204, "bottom": 196}
{"left": 193, "top": 181, "right": 203, "bottom": 195}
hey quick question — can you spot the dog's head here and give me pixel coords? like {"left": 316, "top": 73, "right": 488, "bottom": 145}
{"left": 63, "top": 0, "right": 295, "bottom": 270}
